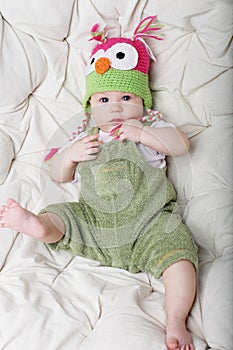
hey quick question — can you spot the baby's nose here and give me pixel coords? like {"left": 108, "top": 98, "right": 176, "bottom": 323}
{"left": 110, "top": 103, "right": 123, "bottom": 112}
{"left": 95, "top": 57, "right": 111, "bottom": 74}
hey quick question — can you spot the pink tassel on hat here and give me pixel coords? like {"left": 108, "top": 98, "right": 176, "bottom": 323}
{"left": 89, "top": 23, "right": 107, "bottom": 43}
{"left": 44, "top": 147, "right": 60, "bottom": 161}
{"left": 133, "top": 15, "right": 164, "bottom": 41}
{"left": 109, "top": 124, "right": 122, "bottom": 140}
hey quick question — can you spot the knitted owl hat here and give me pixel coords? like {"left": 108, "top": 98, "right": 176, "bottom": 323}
{"left": 83, "top": 16, "right": 163, "bottom": 111}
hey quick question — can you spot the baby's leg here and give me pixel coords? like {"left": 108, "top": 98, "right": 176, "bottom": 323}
{"left": 0, "top": 198, "right": 65, "bottom": 243}
{"left": 162, "top": 260, "right": 196, "bottom": 350}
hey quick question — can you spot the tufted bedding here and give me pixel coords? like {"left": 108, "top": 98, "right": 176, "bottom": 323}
{"left": 0, "top": 1, "right": 232, "bottom": 349}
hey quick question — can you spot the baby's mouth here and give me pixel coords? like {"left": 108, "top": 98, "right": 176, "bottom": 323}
{"left": 110, "top": 118, "right": 123, "bottom": 123}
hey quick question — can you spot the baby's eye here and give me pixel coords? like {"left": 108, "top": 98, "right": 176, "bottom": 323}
{"left": 122, "top": 95, "right": 131, "bottom": 101}
{"left": 100, "top": 97, "right": 109, "bottom": 103}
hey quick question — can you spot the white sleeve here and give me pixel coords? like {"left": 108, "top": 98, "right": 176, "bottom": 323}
{"left": 150, "top": 118, "right": 175, "bottom": 129}
{"left": 138, "top": 116, "right": 176, "bottom": 169}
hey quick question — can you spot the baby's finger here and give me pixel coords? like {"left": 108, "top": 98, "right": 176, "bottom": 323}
{"left": 0, "top": 205, "right": 8, "bottom": 214}
{"left": 86, "top": 147, "right": 101, "bottom": 155}
{"left": 87, "top": 140, "right": 102, "bottom": 148}
{"left": 83, "top": 134, "right": 99, "bottom": 143}
{"left": 84, "top": 154, "right": 98, "bottom": 161}
{"left": 118, "top": 132, "right": 126, "bottom": 142}
{"left": 0, "top": 215, "right": 5, "bottom": 226}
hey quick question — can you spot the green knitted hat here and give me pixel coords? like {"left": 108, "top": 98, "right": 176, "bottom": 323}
{"left": 82, "top": 16, "right": 164, "bottom": 111}
{"left": 83, "top": 65, "right": 152, "bottom": 111}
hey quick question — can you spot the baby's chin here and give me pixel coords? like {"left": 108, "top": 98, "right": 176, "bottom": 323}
{"left": 98, "top": 122, "right": 123, "bottom": 133}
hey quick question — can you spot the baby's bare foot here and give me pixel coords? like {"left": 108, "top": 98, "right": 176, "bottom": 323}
{"left": 166, "top": 317, "right": 194, "bottom": 350}
{"left": 0, "top": 198, "right": 46, "bottom": 239}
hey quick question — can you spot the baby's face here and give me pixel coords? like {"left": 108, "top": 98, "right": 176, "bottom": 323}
{"left": 89, "top": 91, "right": 143, "bottom": 132}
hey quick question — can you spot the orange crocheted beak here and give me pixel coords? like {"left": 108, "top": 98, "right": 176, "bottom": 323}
{"left": 95, "top": 57, "right": 111, "bottom": 74}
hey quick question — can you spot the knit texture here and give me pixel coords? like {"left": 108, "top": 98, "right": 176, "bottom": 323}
{"left": 91, "top": 38, "right": 150, "bottom": 74}
{"left": 40, "top": 136, "right": 198, "bottom": 278}
{"left": 83, "top": 37, "right": 153, "bottom": 110}
{"left": 83, "top": 68, "right": 152, "bottom": 110}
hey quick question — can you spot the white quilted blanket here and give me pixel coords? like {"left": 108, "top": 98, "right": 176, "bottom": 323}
{"left": 0, "top": 1, "right": 232, "bottom": 349}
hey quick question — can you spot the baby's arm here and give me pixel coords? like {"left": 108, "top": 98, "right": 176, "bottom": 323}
{"left": 140, "top": 125, "right": 190, "bottom": 156}
{"left": 119, "top": 119, "right": 190, "bottom": 156}
{"left": 50, "top": 134, "right": 101, "bottom": 183}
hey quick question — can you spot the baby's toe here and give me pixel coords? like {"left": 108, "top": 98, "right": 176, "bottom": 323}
{"left": 167, "top": 337, "right": 179, "bottom": 350}
{"left": 6, "top": 198, "right": 18, "bottom": 207}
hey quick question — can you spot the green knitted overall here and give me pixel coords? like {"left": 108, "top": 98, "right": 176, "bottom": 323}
{"left": 41, "top": 132, "right": 198, "bottom": 278}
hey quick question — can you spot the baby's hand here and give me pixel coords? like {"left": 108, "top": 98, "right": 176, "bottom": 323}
{"left": 119, "top": 119, "right": 143, "bottom": 143}
{"left": 69, "top": 134, "right": 102, "bottom": 162}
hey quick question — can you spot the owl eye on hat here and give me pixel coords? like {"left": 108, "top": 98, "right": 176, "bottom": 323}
{"left": 83, "top": 16, "right": 163, "bottom": 111}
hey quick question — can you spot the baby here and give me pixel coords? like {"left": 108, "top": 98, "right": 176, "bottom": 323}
{"left": 0, "top": 17, "right": 198, "bottom": 350}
